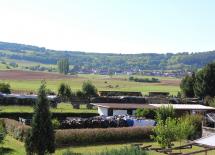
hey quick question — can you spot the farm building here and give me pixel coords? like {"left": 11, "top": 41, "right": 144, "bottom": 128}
{"left": 91, "top": 103, "right": 215, "bottom": 116}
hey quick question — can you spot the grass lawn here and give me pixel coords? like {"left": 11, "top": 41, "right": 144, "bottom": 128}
{"left": 0, "top": 103, "right": 97, "bottom": 113}
{"left": 0, "top": 74, "right": 180, "bottom": 95}
{"left": 2, "top": 135, "right": 215, "bottom": 155}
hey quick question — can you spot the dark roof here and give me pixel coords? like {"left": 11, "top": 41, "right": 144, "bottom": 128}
{"left": 91, "top": 103, "right": 156, "bottom": 109}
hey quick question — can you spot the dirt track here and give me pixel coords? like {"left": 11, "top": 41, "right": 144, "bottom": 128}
{"left": 0, "top": 70, "right": 76, "bottom": 80}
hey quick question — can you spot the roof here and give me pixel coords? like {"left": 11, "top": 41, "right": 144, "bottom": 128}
{"left": 195, "top": 134, "right": 215, "bottom": 147}
{"left": 150, "top": 104, "right": 215, "bottom": 110}
{"left": 91, "top": 103, "right": 156, "bottom": 109}
{"left": 91, "top": 103, "right": 215, "bottom": 111}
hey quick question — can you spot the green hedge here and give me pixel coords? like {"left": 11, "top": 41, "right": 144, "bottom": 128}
{"left": 0, "top": 112, "right": 99, "bottom": 120}
{"left": 55, "top": 127, "right": 153, "bottom": 146}
{"left": 1, "top": 119, "right": 154, "bottom": 146}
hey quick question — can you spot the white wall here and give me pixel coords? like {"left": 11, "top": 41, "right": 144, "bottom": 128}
{"left": 98, "top": 107, "right": 108, "bottom": 116}
{"left": 113, "top": 110, "right": 128, "bottom": 116}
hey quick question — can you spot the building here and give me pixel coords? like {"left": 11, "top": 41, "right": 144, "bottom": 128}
{"left": 91, "top": 103, "right": 215, "bottom": 116}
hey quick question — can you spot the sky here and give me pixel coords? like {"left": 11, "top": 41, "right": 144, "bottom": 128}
{"left": 0, "top": 0, "right": 215, "bottom": 54}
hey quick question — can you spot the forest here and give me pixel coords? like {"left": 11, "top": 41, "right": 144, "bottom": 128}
{"left": 1, "top": 41, "right": 215, "bottom": 72}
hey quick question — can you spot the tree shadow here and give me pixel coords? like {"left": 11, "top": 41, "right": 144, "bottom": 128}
{"left": 0, "top": 147, "right": 15, "bottom": 155}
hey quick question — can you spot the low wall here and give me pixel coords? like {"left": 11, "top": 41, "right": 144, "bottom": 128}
{"left": 202, "top": 126, "right": 215, "bottom": 137}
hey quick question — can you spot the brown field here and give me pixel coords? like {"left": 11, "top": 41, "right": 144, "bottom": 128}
{"left": 0, "top": 70, "right": 78, "bottom": 80}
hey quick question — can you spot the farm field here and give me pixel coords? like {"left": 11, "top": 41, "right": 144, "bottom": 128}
{"left": 1, "top": 135, "right": 214, "bottom": 155}
{"left": 0, "top": 103, "right": 96, "bottom": 113}
{"left": 0, "top": 70, "right": 180, "bottom": 95}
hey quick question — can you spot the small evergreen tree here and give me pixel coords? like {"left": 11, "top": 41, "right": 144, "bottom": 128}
{"left": 25, "top": 81, "right": 55, "bottom": 155}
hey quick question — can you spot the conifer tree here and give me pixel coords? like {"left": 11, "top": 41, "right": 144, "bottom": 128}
{"left": 25, "top": 81, "right": 55, "bottom": 155}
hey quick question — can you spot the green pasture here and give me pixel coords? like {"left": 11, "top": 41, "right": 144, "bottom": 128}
{"left": 0, "top": 103, "right": 96, "bottom": 113}
{"left": 0, "top": 74, "right": 180, "bottom": 95}
{"left": 1, "top": 135, "right": 214, "bottom": 155}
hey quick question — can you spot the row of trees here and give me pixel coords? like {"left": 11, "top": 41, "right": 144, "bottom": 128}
{"left": 57, "top": 58, "right": 69, "bottom": 75}
{"left": 57, "top": 80, "right": 98, "bottom": 102}
{"left": 180, "top": 62, "right": 215, "bottom": 99}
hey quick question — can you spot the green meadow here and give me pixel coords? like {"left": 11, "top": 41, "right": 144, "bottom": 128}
{"left": 0, "top": 73, "right": 180, "bottom": 95}
{"left": 2, "top": 135, "right": 214, "bottom": 155}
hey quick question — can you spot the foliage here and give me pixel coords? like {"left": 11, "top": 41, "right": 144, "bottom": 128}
{"left": 25, "top": 82, "right": 55, "bottom": 155}
{"left": 0, "top": 120, "right": 6, "bottom": 144}
{"left": 135, "top": 109, "right": 149, "bottom": 118}
{"left": 0, "top": 83, "right": 11, "bottom": 94}
{"left": 95, "top": 146, "right": 147, "bottom": 155}
{"left": 58, "top": 83, "right": 72, "bottom": 102}
{"left": 183, "top": 114, "right": 202, "bottom": 140}
{"left": 155, "top": 105, "right": 175, "bottom": 122}
{"left": 129, "top": 76, "right": 160, "bottom": 83}
{"left": 194, "top": 62, "right": 215, "bottom": 98}
{"left": 176, "top": 117, "right": 194, "bottom": 147}
{"left": 55, "top": 127, "right": 153, "bottom": 146}
{"left": 2, "top": 41, "right": 215, "bottom": 72}
{"left": 82, "top": 81, "right": 98, "bottom": 98}
{"left": 180, "top": 74, "right": 195, "bottom": 97}
{"left": 57, "top": 58, "right": 69, "bottom": 74}
{"left": 151, "top": 118, "right": 178, "bottom": 148}
{"left": 52, "top": 118, "right": 60, "bottom": 129}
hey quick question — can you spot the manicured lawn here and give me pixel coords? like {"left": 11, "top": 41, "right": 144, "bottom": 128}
{"left": 0, "top": 74, "right": 180, "bottom": 95}
{"left": 2, "top": 135, "right": 215, "bottom": 155}
{"left": 0, "top": 103, "right": 97, "bottom": 113}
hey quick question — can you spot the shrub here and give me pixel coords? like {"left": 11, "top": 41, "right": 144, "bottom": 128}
{"left": 0, "top": 83, "right": 11, "bottom": 94}
{"left": 156, "top": 105, "right": 175, "bottom": 121}
{"left": 135, "top": 109, "right": 149, "bottom": 118}
{"left": 182, "top": 114, "right": 202, "bottom": 140}
{"left": 55, "top": 127, "right": 153, "bottom": 146}
{"left": 52, "top": 118, "right": 60, "bottom": 129}
{"left": 151, "top": 118, "right": 178, "bottom": 148}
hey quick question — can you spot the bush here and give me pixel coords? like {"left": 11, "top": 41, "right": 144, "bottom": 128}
{"left": 156, "top": 105, "right": 175, "bottom": 121}
{"left": 55, "top": 127, "right": 153, "bottom": 146}
{"left": 0, "top": 83, "right": 11, "bottom": 94}
{"left": 58, "top": 83, "right": 73, "bottom": 102}
{"left": 182, "top": 114, "right": 202, "bottom": 140}
{"left": 52, "top": 118, "right": 60, "bottom": 129}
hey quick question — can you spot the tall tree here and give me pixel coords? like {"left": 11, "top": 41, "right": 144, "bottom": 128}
{"left": 25, "top": 81, "right": 55, "bottom": 155}
{"left": 57, "top": 58, "right": 69, "bottom": 74}
{"left": 194, "top": 62, "right": 215, "bottom": 98}
{"left": 180, "top": 73, "right": 195, "bottom": 97}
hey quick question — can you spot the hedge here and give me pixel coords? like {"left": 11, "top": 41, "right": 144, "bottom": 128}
{"left": 1, "top": 119, "right": 154, "bottom": 146}
{"left": 1, "top": 118, "right": 30, "bottom": 141}
{"left": 55, "top": 126, "right": 153, "bottom": 146}
{"left": 0, "top": 112, "right": 99, "bottom": 120}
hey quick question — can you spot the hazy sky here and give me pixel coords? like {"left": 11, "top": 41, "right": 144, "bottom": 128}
{"left": 0, "top": 0, "right": 215, "bottom": 54}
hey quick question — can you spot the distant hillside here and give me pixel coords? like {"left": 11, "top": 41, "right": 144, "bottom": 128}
{"left": 0, "top": 41, "right": 215, "bottom": 73}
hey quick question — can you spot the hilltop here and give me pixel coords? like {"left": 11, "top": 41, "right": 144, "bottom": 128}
{"left": 0, "top": 41, "right": 215, "bottom": 74}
